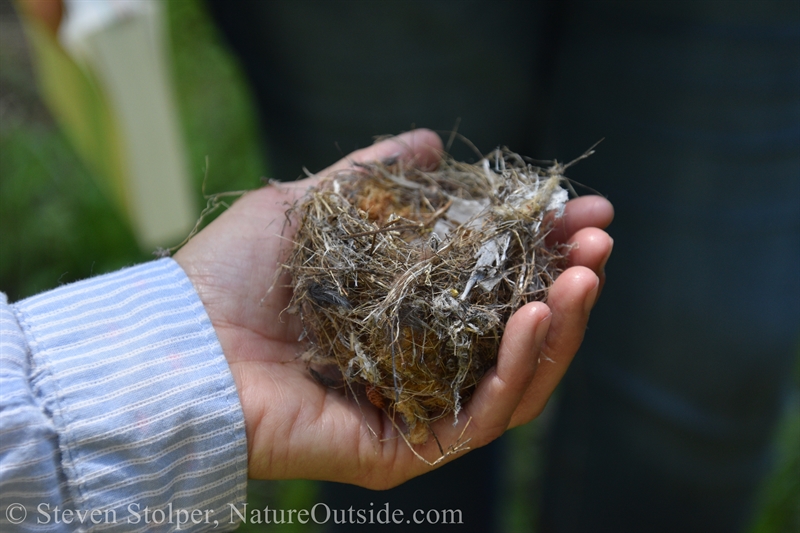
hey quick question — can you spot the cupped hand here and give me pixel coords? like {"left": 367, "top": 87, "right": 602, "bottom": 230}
{"left": 173, "top": 129, "right": 613, "bottom": 489}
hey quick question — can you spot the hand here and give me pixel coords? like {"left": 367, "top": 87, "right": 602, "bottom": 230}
{"left": 173, "top": 129, "right": 614, "bottom": 489}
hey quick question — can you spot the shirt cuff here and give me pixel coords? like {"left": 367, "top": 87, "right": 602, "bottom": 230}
{"left": 12, "top": 258, "right": 247, "bottom": 531}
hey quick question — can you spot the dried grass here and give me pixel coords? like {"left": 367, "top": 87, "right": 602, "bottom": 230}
{"left": 283, "top": 147, "right": 576, "bottom": 449}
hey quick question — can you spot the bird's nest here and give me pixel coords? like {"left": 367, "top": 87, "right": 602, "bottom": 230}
{"left": 282, "top": 147, "right": 578, "bottom": 456}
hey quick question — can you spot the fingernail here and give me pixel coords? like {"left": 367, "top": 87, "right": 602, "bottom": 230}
{"left": 535, "top": 312, "right": 552, "bottom": 348}
{"left": 584, "top": 279, "right": 600, "bottom": 314}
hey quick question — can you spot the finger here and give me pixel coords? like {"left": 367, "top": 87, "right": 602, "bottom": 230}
{"left": 565, "top": 227, "right": 614, "bottom": 298}
{"left": 321, "top": 128, "right": 443, "bottom": 176}
{"left": 546, "top": 195, "right": 614, "bottom": 246}
{"left": 508, "top": 266, "right": 599, "bottom": 427}
{"left": 566, "top": 227, "right": 613, "bottom": 272}
{"left": 262, "top": 129, "right": 444, "bottom": 196}
{"left": 453, "top": 302, "right": 552, "bottom": 445}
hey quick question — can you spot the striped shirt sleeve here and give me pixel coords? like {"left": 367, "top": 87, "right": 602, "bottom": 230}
{"left": 0, "top": 258, "right": 247, "bottom": 532}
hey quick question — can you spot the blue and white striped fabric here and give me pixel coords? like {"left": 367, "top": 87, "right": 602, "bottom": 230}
{"left": 0, "top": 258, "right": 247, "bottom": 532}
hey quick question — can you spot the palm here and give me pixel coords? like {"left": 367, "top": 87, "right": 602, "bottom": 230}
{"left": 174, "top": 130, "right": 614, "bottom": 488}
{"left": 176, "top": 180, "right": 399, "bottom": 484}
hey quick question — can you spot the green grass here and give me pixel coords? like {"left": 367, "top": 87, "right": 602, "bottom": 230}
{"left": 0, "top": 0, "right": 797, "bottom": 531}
{"left": 0, "top": 53, "right": 147, "bottom": 302}
{"left": 749, "top": 353, "right": 800, "bottom": 533}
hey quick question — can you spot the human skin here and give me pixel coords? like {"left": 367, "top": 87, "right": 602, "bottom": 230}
{"left": 174, "top": 129, "right": 614, "bottom": 489}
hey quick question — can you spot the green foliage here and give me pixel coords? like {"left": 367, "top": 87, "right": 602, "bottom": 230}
{"left": 500, "top": 420, "right": 543, "bottom": 532}
{"left": 0, "top": 0, "right": 266, "bottom": 300}
{"left": 236, "top": 480, "right": 321, "bottom": 533}
{"left": 0, "top": 24, "right": 145, "bottom": 301}
{"left": 750, "top": 351, "right": 800, "bottom": 533}
{"left": 166, "top": 0, "right": 267, "bottom": 196}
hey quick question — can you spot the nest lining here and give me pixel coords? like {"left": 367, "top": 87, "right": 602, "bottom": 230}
{"left": 284, "top": 148, "right": 571, "bottom": 446}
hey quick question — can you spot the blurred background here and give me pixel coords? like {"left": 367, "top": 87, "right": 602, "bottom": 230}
{"left": 1, "top": 1, "right": 797, "bottom": 532}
